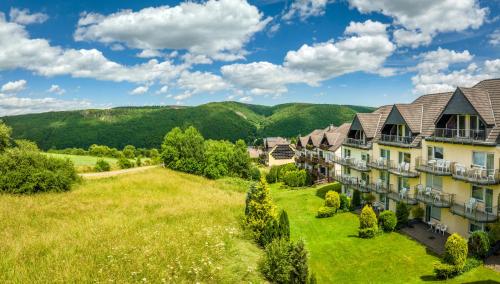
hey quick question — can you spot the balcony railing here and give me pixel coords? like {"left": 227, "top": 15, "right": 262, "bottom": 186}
{"left": 414, "top": 185, "right": 454, "bottom": 208}
{"left": 388, "top": 161, "right": 420, "bottom": 178}
{"left": 368, "top": 158, "right": 390, "bottom": 170}
{"left": 428, "top": 128, "right": 493, "bottom": 145}
{"left": 415, "top": 158, "right": 453, "bottom": 176}
{"left": 379, "top": 134, "right": 414, "bottom": 146}
{"left": 452, "top": 165, "right": 500, "bottom": 185}
{"left": 343, "top": 138, "right": 372, "bottom": 149}
{"left": 387, "top": 187, "right": 418, "bottom": 205}
{"left": 370, "top": 181, "right": 392, "bottom": 194}
{"left": 450, "top": 202, "right": 498, "bottom": 223}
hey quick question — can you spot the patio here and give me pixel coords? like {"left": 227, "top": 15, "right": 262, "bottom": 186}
{"left": 400, "top": 221, "right": 449, "bottom": 256}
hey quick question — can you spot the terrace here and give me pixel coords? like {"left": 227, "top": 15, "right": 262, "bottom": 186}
{"left": 387, "top": 187, "right": 418, "bottom": 205}
{"left": 379, "top": 134, "right": 414, "bottom": 147}
{"left": 450, "top": 202, "right": 498, "bottom": 223}
{"left": 343, "top": 137, "right": 372, "bottom": 150}
{"left": 414, "top": 185, "right": 454, "bottom": 208}
{"left": 452, "top": 165, "right": 500, "bottom": 185}
{"left": 388, "top": 161, "right": 420, "bottom": 178}
{"left": 367, "top": 157, "right": 390, "bottom": 170}
{"left": 415, "top": 158, "right": 453, "bottom": 176}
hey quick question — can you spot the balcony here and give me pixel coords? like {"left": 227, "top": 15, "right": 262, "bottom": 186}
{"left": 450, "top": 202, "right": 498, "bottom": 223}
{"left": 427, "top": 128, "right": 494, "bottom": 146}
{"left": 369, "top": 181, "right": 392, "bottom": 194}
{"left": 387, "top": 187, "right": 418, "bottom": 205}
{"left": 415, "top": 158, "right": 453, "bottom": 176}
{"left": 295, "top": 155, "right": 306, "bottom": 163}
{"left": 343, "top": 138, "right": 372, "bottom": 150}
{"left": 452, "top": 165, "right": 500, "bottom": 185}
{"left": 388, "top": 161, "right": 420, "bottom": 178}
{"left": 379, "top": 134, "right": 414, "bottom": 147}
{"left": 414, "top": 185, "right": 454, "bottom": 208}
{"left": 368, "top": 158, "right": 390, "bottom": 170}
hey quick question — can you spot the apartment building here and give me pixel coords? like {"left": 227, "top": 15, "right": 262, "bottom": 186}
{"left": 297, "top": 78, "right": 500, "bottom": 238}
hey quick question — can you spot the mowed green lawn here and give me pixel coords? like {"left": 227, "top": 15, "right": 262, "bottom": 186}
{"left": 0, "top": 168, "right": 263, "bottom": 283}
{"left": 270, "top": 185, "right": 500, "bottom": 283}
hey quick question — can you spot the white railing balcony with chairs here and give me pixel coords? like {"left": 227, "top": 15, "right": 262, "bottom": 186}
{"left": 379, "top": 134, "right": 414, "bottom": 146}
{"left": 452, "top": 164, "right": 500, "bottom": 185}
{"left": 370, "top": 179, "right": 392, "bottom": 194}
{"left": 414, "top": 184, "right": 454, "bottom": 208}
{"left": 368, "top": 157, "right": 390, "bottom": 170}
{"left": 343, "top": 137, "right": 372, "bottom": 149}
{"left": 388, "top": 161, "right": 420, "bottom": 178}
{"left": 450, "top": 197, "right": 498, "bottom": 223}
{"left": 332, "top": 155, "right": 351, "bottom": 166}
{"left": 416, "top": 158, "right": 453, "bottom": 176}
{"left": 431, "top": 128, "right": 487, "bottom": 142}
{"left": 387, "top": 187, "right": 418, "bottom": 205}
{"left": 347, "top": 157, "right": 371, "bottom": 172}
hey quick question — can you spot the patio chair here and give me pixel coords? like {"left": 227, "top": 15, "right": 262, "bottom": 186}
{"left": 434, "top": 192, "right": 441, "bottom": 203}
{"left": 465, "top": 198, "right": 477, "bottom": 214}
{"left": 455, "top": 164, "right": 465, "bottom": 176}
{"left": 425, "top": 187, "right": 432, "bottom": 198}
{"left": 444, "top": 160, "right": 451, "bottom": 172}
{"left": 439, "top": 224, "right": 448, "bottom": 235}
{"left": 436, "top": 159, "right": 444, "bottom": 172}
{"left": 488, "top": 171, "right": 496, "bottom": 183}
{"left": 434, "top": 223, "right": 442, "bottom": 233}
{"left": 399, "top": 188, "right": 407, "bottom": 199}
{"left": 416, "top": 184, "right": 424, "bottom": 196}
{"left": 404, "top": 163, "right": 410, "bottom": 173}
{"left": 426, "top": 220, "right": 435, "bottom": 231}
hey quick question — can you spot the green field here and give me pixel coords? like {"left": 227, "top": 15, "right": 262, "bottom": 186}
{"left": 43, "top": 153, "right": 143, "bottom": 172}
{"left": 270, "top": 185, "right": 500, "bottom": 283}
{"left": 0, "top": 168, "right": 263, "bottom": 283}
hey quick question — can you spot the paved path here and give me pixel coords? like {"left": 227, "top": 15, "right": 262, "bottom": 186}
{"left": 79, "top": 165, "right": 160, "bottom": 179}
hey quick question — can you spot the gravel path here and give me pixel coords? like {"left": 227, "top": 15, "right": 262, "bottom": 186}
{"left": 79, "top": 165, "right": 160, "bottom": 179}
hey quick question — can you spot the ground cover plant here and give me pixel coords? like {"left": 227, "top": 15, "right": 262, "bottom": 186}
{"left": 0, "top": 168, "right": 264, "bottom": 283}
{"left": 270, "top": 185, "right": 500, "bottom": 283}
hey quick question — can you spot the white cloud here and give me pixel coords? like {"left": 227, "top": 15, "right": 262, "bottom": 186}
{"left": 155, "top": 85, "right": 168, "bottom": 95}
{"left": 0, "top": 14, "right": 184, "bottom": 84}
{"left": 0, "top": 93, "right": 91, "bottom": 116}
{"left": 1, "top": 79, "right": 27, "bottom": 94}
{"left": 393, "top": 29, "right": 432, "bottom": 48}
{"left": 130, "top": 85, "right": 149, "bottom": 95}
{"left": 489, "top": 29, "right": 500, "bottom": 46}
{"left": 173, "top": 92, "right": 193, "bottom": 101}
{"left": 176, "top": 71, "right": 230, "bottom": 99}
{"left": 282, "top": 0, "right": 329, "bottom": 21}
{"left": 9, "top": 8, "right": 48, "bottom": 25}
{"left": 348, "top": 0, "right": 488, "bottom": 48}
{"left": 239, "top": 96, "right": 253, "bottom": 102}
{"left": 136, "top": 49, "right": 163, "bottom": 58}
{"left": 74, "top": 0, "right": 271, "bottom": 60}
{"left": 411, "top": 48, "right": 500, "bottom": 94}
{"left": 47, "top": 84, "right": 65, "bottom": 95}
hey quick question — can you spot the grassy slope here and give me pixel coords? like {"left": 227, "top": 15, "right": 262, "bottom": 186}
{"left": 270, "top": 185, "right": 500, "bottom": 283}
{"left": 2, "top": 102, "right": 373, "bottom": 150}
{"left": 0, "top": 168, "right": 263, "bottom": 283}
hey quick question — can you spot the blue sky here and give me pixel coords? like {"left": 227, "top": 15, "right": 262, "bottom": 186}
{"left": 0, "top": 0, "right": 499, "bottom": 115}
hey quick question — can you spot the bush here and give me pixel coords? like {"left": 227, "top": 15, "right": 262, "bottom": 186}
{"left": 411, "top": 206, "right": 424, "bottom": 221}
{"left": 316, "top": 182, "right": 341, "bottom": 198}
{"left": 434, "top": 262, "right": 461, "bottom": 280}
{"left": 278, "top": 210, "right": 290, "bottom": 241}
{"left": 308, "top": 272, "right": 317, "bottom": 284}
{"left": 396, "top": 202, "right": 409, "bottom": 229}
{"left": 94, "top": 159, "right": 111, "bottom": 172}
{"left": 352, "top": 190, "right": 361, "bottom": 208}
{"left": 462, "top": 257, "right": 482, "bottom": 273}
{"left": 245, "top": 178, "right": 276, "bottom": 246}
{"left": 325, "top": 191, "right": 340, "bottom": 211}
{"left": 117, "top": 157, "right": 134, "bottom": 169}
{"left": 362, "top": 193, "right": 376, "bottom": 204}
{"left": 468, "top": 231, "right": 490, "bottom": 259}
{"left": 359, "top": 205, "right": 378, "bottom": 238}
{"left": 488, "top": 221, "right": 500, "bottom": 243}
{"left": 339, "top": 194, "right": 350, "bottom": 211}
{"left": 249, "top": 166, "right": 261, "bottom": 181}
{"left": 444, "top": 233, "right": 468, "bottom": 268}
{"left": 379, "top": 211, "right": 397, "bottom": 232}
{"left": 317, "top": 206, "right": 335, "bottom": 218}
{"left": 0, "top": 149, "right": 77, "bottom": 194}
{"left": 261, "top": 218, "right": 280, "bottom": 247}
{"left": 283, "top": 169, "right": 307, "bottom": 187}
{"left": 289, "top": 240, "right": 309, "bottom": 284}
{"left": 260, "top": 238, "right": 292, "bottom": 284}
{"left": 266, "top": 166, "right": 280, "bottom": 183}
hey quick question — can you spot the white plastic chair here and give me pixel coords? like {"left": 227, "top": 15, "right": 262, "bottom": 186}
{"left": 436, "top": 159, "right": 444, "bottom": 172}
{"left": 465, "top": 198, "right": 477, "bottom": 213}
{"left": 439, "top": 224, "right": 448, "bottom": 235}
{"left": 444, "top": 160, "right": 451, "bottom": 172}
{"left": 399, "top": 188, "right": 407, "bottom": 199}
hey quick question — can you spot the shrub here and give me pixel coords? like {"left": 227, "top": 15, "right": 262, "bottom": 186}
{"left": 308, "top": 272, "right": 317, "bottom": 284}
{"left": 317, "top": 206, "right": 335, "bottom": 218}
{"left": 249, "top": 166, "right": 261, "bottom": 181}
{"left": 94, "top": 159, "right": 111, "bottom": 172}
{"left": 261, "top": 218, "right": 280, "bottom": 247}
{"left": 117, "top": 157, "right": 134, "bottom": 169}
{"left": 396, "top": 202, "right": 409, "bottom": 228}
{"left": 135, "top": 156, "right": 142, "bottom": 167}
{"left": 468, "top": 231, "right": 490, "bottom": 259}
{"left": 289, "top": 239, "right": 309, "bottom": 284}
{"left": 283, "top": 169, "right": 307, "bottom": 187}
{"left": 444, "top": 233, "right": 468, "bottom": 268}
{"left": 379, "top": 211, "right": 397, "bottom": 232}
{"left": 0, "top": 149, "right": 77, "bottom": 194}
{"left": 245, "top": 178, "right": 276, "bottom": 246}
{"left": 339, "top": 194, "right": 350, "bottom": 211}
{"left": 362, "top": 193, "right": 376, "bottom": 204}
{"left": 325, "top": 191, "right": 340, "bottom": 211}
{"left": 352, "top": 189, "right": 361, "bottom": 208}
{"left": 488, "top": 221, "right": 500, "bottom": 243}
{"left": 260, "top": 238, "right": 292, "bottom": 284}
{"left": 278, "top": 210, "right": 290, "bottom": 241}
{"left": 266, "top": 166, "right": 280, "bottom": 183}
{"left": 411, "top": 206, "right": 424, "bottom": 221}
{"left": 359, "top": 205, "right": 378, "bottom": 238}
{"left": 462, "top": 257, "right": 482, "bottom": 273}
{"left": 316, "top": 183, "right": 341, "bottom": 199}
{"left": 434, "top": 262, "right": 461, "bottom": 280}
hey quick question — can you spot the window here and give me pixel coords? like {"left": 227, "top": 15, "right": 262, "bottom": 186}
{"left": 426, "top": 174, "right": 442, "bottom": 190}
{"left": 469, "top": 222, "right": 484, "bottom": 233}
{"left": 361, "top": 172, "right": 370, "bottom": 183}
{"left": 361, "top": 153, "right": 370, "bottom": 162}
{"left": 343, "top": 148, "right": 351, "bottom": 158}
{"left": 430, "top": 206, "right": 441, "bottom": 220}
{"left": 344, "top": 166, "right": 351, "bottom": 175}
{"left": 472, "top": 152, "right": 494, "bottom": 170}
{"left": 427, "top": 146, "right": 444, "bottom": 160}
{"left": 398, "top": 177, "right": 409, "bottom": 191}
{"left": 379, "top": 171, "right": 388, "bottom": 183}
{"left": 471, "top": 187, "right": 493, "bottom": 212}
{"left": 380, "top": 149, "right": 390, "bottom": 160}
{"left": 472, "top": 185, "right": 484, "bottom": 201}
{"left": 398, "top": 152, "right": 411, "bottom": 164}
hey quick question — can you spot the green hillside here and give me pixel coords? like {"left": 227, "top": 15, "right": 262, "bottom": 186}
{"left": 1, "top": 102, "right": 373, "bottom": 150}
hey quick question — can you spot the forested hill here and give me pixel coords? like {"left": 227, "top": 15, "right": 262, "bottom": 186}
{"left": 1, "top": 102, "right": 374, "bottom": 150}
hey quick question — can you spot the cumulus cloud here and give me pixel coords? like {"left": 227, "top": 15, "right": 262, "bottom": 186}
{"left": 47, "top": 84, "right": 65, "bottom": 95}
{"left": 489, "top": 29, "right": 500, "bottom": 46}
{"left": 1, "top": 79, "right": 27, "bottom": 94}
{"left": 9, "top": 8, "right": 48, "bottom": 25}
{"left": 175, "top": 71, "right": 230, "bottom": 100}
{"left": 0, "top": 93, "right": 91, "bottom": 116}
{"left": 282, "top": 0, "right": 330, "bottom": 21}
{"left": 348, "top": 0, "right": 488, "bottom": 48}
{"left": 136, "top": 49, "right": 163, "bottom": 58}
{"left": 155, "top": 85, "right": 168, "bottom": 95}
{"left": 74, "top": 0, "right": 270, "bottom": 60}
{"left": 0, "top": 14, "right": 184, "bottom": 84}
{"left": 411, "top": 48, "right": 500, "bottom": 94}
{"left": 129, "top": 85, "right": 149, "bottom": 95}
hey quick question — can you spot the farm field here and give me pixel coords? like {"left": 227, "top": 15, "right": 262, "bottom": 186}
{"left": 270, "top": 185, "right": 500, "bottom": 283}
{"left": 0, "top": 168, "right": 263, "bottom": 283}
{"left": 43, "top": 153, "right": 142, "bottom": 172}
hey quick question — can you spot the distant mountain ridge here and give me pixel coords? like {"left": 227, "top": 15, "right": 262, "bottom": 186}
{"left": 1, "top": 102, "right": 374, "bottom": 150}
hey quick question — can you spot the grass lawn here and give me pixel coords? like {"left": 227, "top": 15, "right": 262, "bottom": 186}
{"left": 43, "top": 153, "right": 141, "bottom": 172}
{"left": 270, "top": 185, "right": 500, "bottom": 283}
{"left": 0, "top": 168, "right": 263, "bottom": 283}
